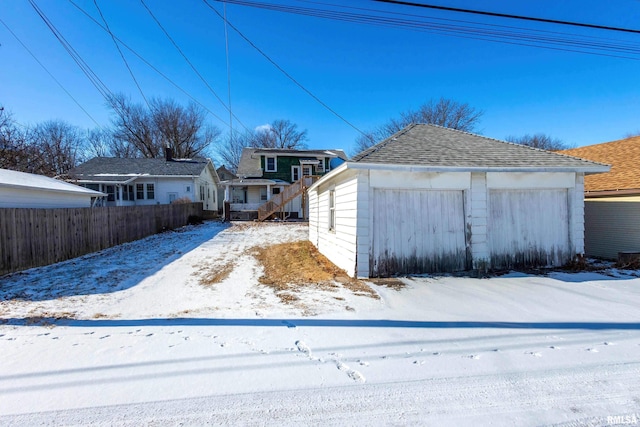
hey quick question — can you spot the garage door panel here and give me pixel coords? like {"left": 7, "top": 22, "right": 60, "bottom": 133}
{"left": 488, "top": 189, "right": 570, "bottom": 269}
{"left": 371, "top": 189, "right": 467, "bottom": 276}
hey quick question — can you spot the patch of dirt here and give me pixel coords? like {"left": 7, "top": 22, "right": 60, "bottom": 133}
{"left": 193, "top": 260, "right": 235, "bottom": 287}
{"left": 367, "top": 277, "right": 407, "bottom": 291}
{"left": 252, "top": 241, "right": 379, "bottom": 303}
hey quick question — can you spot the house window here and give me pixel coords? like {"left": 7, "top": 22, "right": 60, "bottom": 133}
{"left": 265, "top": 156, "right": 277, "bottom": 172}
{"left": 185, "top": 185, "right": 191, "bottom": 193}
{"left": 200, "top": 185, "right": 205, "bottom": 201}
{"left": 292, "top": 166, "right": 300, "bottom": 182}
{"left": 146, "top": 184, "right": 155, "bottom": 199}
{"left": 316, "top": 159, "right": 324, "bottom": 173}
{"left": 302, "top": 166, "right": 312, "bottom": 176}
{"left": 106, "top": 185, "right": 115, "bottom": 202}
{"left": 123, "top": 185, "right": 134, "bottom": 201}
{"left": 329, "top": 190, "right": 336, "bottom": 231}
{"left": 136, "top": 183, "right": 144, "bottom": 200}
{"left": 260, "top": 188, "right": 268, "bottom": 201}
{"left": 272, "top": 187, "right": 280, "bottom": 195}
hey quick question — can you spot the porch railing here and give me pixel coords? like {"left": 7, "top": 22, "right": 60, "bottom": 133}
{"left": 257, "top": 176, "right": 318, "bottom": 221}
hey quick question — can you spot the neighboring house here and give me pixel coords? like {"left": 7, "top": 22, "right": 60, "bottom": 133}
{"left": 216, "top": 165, "right": 237, "bottom": 212}
{"left": 69, "top": 150, "right": 220, "bottom": 211}
{"left": 223, "top": 148, "right": 347, "bottom": 220}
{"left": 0, "top": 168, "right": 104, "bottom": 208}
{"left": 561, "top": 135, "right": 640, "bottom": 259}
{"left": 308, "top": 124, "right": 609, "bottom": 278}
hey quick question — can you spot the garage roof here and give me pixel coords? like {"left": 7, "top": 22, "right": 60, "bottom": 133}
{"left": 351, "top": 124, "right": 609, "bottom": 171}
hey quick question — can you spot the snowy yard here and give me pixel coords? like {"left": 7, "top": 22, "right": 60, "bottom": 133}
{"left": 1, "top": 221, "right": 639, "bottom": 426}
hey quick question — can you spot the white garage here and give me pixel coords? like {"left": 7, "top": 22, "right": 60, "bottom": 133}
{"left": 308, "top": 124, "right": 608, "bottom": 278}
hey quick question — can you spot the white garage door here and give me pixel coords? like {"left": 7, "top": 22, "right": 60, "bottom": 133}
{"left": 488, "top": 189, "right": 570, "bottom": 269}
{"left": 371, "top": 189, "right": 468, "bottom": 277}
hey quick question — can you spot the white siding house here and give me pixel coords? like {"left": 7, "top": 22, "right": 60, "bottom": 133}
{"left": 0, "top": 168, "right": 104, "bottom": 208}
{"left": 308, "top": 124, "right": 609, "bottom": 278}
{"left": 68, "top": 153, "right": 220, "bottom": 211}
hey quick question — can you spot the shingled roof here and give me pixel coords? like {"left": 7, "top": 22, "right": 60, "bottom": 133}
{"left": 69, "top": 157, "right": 214, "bottom": 183}
{"left": 560, "top": 135, "right": 640, "bottom": 193}
{"left": 351, "top": 124, "right": 608, "bottom": 171}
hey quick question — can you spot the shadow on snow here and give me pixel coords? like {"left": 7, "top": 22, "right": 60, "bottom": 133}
{"left": 3, "top": 317, "right": 640, "bottom": 330}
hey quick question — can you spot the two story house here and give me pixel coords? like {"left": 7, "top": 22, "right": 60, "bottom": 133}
{"left": 222, "top": 148, "right": 347, "bottom": 220}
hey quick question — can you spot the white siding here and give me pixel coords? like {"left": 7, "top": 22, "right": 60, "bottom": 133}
{"left": 370, "top": 189, "right": 467, "bottom": 276}
{"left": 470, "top": 172, "right": 489, "bottom": 269}
{"left": 0, "top": 186, "right": 94, "bottom": 208}
{"left": 310, "top": 170, "right": 360, "bottom": 277}
{"left": 488, "top": 189, "right": 570, "bottom": 268}
{"left": 584, "top": 200, "right": 640, "bottom": 260}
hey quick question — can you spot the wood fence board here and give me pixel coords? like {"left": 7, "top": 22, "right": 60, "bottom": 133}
{"left": 0, "top": 203, "right": 204, "bottom": 276}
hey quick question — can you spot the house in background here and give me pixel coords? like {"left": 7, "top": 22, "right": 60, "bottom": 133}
{"left": 561, "top": 135, "right": 640, "bottom": 259}
{"left": 0, "top": 168, "right": 104, "bottom": 208}
{"left": 216, "top": 165, "right": 237, "bottom": 212}
{"left": 222, "top": 148, "right": 347, "bottom": 220}
{"left": 69, "top": 149, "right": 220, "bottom": 211}
{"left": 308, "top": 124, "right": 609, "bottom": 278}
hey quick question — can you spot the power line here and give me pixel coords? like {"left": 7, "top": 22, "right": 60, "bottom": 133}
{"left": 202, "top": 0, "right": 370, "bottom": 138}
{"left": 29, "top": 0, "right": 117, "bottom": 102}
{"left": 140, "top": 0, "right": 249, "bottom": 132}
{"left": 374, "top": 0, "right": 640, "bottom": 35}
{"left": 214, "top": 0, "right": 640, "bottom": 60}
{"left": 0, "top": 18, "right": 102, "bottom": 128}
{"left": 68, "top": 0, "right": 231, "bottom": 129}
{"left": 94, "top": 0, "right": 150, "bottom": 107}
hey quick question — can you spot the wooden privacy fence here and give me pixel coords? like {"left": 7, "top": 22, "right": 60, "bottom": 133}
{"left": 0, "top": 203, "right": 203, "bottom": 276}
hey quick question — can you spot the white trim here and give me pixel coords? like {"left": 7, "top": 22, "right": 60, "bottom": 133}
{"left": 265, "top": 156, "right": 277, "bottom": 172}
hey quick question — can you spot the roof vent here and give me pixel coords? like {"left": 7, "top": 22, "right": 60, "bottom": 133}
{"left": 165, "top": 146, "right": 173, "bottom": 162}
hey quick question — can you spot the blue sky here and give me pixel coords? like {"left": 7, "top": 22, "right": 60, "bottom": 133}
{"left": 1, "top": 0, "right": 639, "bottom": 158}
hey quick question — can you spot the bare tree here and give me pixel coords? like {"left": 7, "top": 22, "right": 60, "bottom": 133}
{"left": 107, "top": 94, "right": 220, "bottom": 158}
{"left": 151, "top": 98, "right": 220, "bottom": 158}
{"left": 28, "top": 120, "right": 85, "bottom": 176}
{"left": 0, "top": 108, "right": 26, "bottom": 171}
{"left": 252, "top": 119, "right": 308, "bottom": 149}
{"left": 354, "top": 98, "right": 483, "bottom": 154}
{"left": 216, "top": 130, "right": 254, "bottom": 173}
{"left": 505, "top": 133, "right": 570, "bottom": 151}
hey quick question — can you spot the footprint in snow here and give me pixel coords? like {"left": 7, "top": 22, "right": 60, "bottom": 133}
{"left": 549, "top": 346, "right": 560, "bottom": 350}
{"left": 603, "top": 342, "right": 615, "bottom": 346}
{"left": 467, "top": 354, "right": 481, "bottom": 360}
{"left": 413, "top": 360, "right": 425, "bottom": 365}
{"left": 526, "top": 351, "right": 542, "bottom": 357}
{"left": 99, "top": 335, "right": 110, "bottom": 339}
{"left": 336, "top": 361, "right": 366, "bottom": 383}
{"left": 295, "top": 340, "right": 311, "bottom": 356}
{"left": 587, "top": 348, "right": 599, "bottom": 353}
{"left": 358, "top": 360, "right": 369, "bottom": 366}
{"left": 146, "top": 333, "right": 153, "bottom": 337}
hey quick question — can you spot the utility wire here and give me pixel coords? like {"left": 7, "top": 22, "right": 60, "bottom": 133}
{"left": 374, "top": 0, "right": 640, "bottom": 35}
{"left": 202, "top": 0, "right": 370, "bottom": 139}
{"left": 215, "top": 0, "right": 640, "bottom": 60}
{"left": 140, "top": 0, "right": 249, "bottom": 132}
{"left": 68, "top": 0, "right": 231, "bottom": 128}
{"left": 0, "top": 17, "right": 102, "bottom": 128}
{"left": 29, "top": 0, "right": 115, "bottom": 101}
{"left": 223, "top": 2, "right": 234, "bottom": 139}
{"left": 94, "top": 0, "right": 150, "bottom": 108}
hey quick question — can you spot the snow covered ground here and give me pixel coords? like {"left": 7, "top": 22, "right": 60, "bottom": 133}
{"left": 1, "top": 221, "right": 639, "bottom": 426}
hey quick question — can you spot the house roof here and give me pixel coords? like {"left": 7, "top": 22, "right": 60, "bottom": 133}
{"left": 351, "top": 124, "right": 608, "bottom": 172}
{"left": 69, "top": 157, "right": 216, "bottom": 183}
{"left": 0, "top": 168, "right": 104, "bottom": 196}
{"left": 559, "top": 135, "right": 640, "bottom": 194}
{"left": 237, "top": 148, "right": 348, "bottom": 178}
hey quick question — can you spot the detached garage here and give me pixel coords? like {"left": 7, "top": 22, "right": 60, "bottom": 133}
{"left": 308, "top": 124, "right": 609, "bottom": 278}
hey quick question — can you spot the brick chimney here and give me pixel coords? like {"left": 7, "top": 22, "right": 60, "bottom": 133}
{"left": 165, "top": 146, "right": 173, "bottom": 162}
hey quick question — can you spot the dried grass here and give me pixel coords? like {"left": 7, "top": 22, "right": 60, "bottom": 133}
{"left": 252, "top": 241, "right": 379, "bottom": 302}
{"left": 194, "top": 261, "right": 235, "bottom": 287}
{"left": 367, "top": 277, "right": 407, "bottom": 291}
